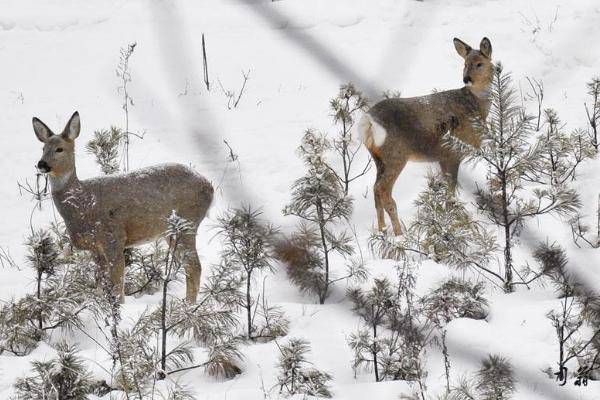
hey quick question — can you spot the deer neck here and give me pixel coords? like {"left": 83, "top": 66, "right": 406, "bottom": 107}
{"left": 49, "top": 168, "right": 79, "bottom": 194}
{"left": 466, "top": 83, "right": 492, "bottom": 119}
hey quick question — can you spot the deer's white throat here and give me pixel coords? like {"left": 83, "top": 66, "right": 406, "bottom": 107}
{"left": 49, "top": 170, "right": 75, "bottom": 192}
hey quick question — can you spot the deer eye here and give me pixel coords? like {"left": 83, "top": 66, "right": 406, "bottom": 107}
{"left": 56, "top": 148, "right": 63, "bottom": 153}
{"left": 477, "top": 63, "right": 483, "bottom": 68}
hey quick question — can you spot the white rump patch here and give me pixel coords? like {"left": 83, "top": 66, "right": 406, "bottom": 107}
{"left": 370, "top": 117, "right": 388, "bottom": 147}
{"left": 357, "top": 114, "right": 387, "bottom": 148}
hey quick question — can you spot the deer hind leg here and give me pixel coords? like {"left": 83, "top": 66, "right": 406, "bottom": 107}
{"left": 179, "top": 233, "right": 202, "bottom": 303}
{"left": 372, "top": 156, "right": 386, "bottom": 232}
{"left": 374, "top": 158, "right": 407, "bottom": 236}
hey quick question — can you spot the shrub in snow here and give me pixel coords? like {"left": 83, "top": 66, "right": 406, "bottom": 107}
{"left": 347, "top": 277, "right": 423, "bottom": 383}
{"left": 570, "top": 194, "right": 600, "bottom": 249}
{"left": 534, "top": 243, "right": 600, "bottom": 385}
{"left": 215, "top": 206, "right": 287, "bottom": 340}
{"left": 124, "top": 240, "right": 167, "bottom": 297}
{"left": 369, "top": 172, "right": 499, "bottom": 287}
{"left": 447, "top": 63, "right": 581, "bottom": 292}
{"left": 348, "top": 261, "right": 429, "bottom": 397}
{"left": 276, "top": 337, "right": 333, "bottom": 398}
{"left": 584, "top": 77, "right": 600, "bottom": 151}
{"left": 13, "top": 343, "right": 95, "bottom": 400}
{"left": 526, "top": 109, "right": 595, "bottom": 186}
{"left": 447, "top": 354, "right": 516, "bottom": 400}
{"left": 329, "top": 82, "right": 371, "bottom": 194}
{"left": 421, "top": 278, "right": 488, "bottom": 394}
{"left": 138, "top": 213, "right": 243, "bottom": 380}
{"left": 0, "top": 229, "right": 100, "bottom": 356}
{"left": 282, "top": 129, "right": 367, "bottom": 304}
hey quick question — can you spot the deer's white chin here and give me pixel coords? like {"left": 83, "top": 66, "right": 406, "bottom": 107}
{"left": 465, "top": 81, "right": 473, "bottom": 87}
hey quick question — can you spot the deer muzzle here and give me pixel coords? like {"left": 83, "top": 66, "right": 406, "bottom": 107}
{"left": 37, "top": 160, "right": 51, "bottom": 173}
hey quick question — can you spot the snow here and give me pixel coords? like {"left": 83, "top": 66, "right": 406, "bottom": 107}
{"left": 1, "top": 0, "right": 600, "bottom": 398}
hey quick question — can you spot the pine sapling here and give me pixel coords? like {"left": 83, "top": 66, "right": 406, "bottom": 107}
{"left": 283, "top": 129, "right": 364, "bottom": 303}
{"left": 14, "top": 343, "right": 95, "bottom": 400}
{"left": 116, "top": 42, "right": 137, "bottom": 171}
{"left": 421, "top": 278, "right": 488, "bottom": 394}
{"left": 215, "top": 206, "right": 278, "bottom": 340}
{"left": 276, "top": 338, "right": 333, "bottom": 398}
{"left": 524, "top": 108, "right": 595, "bottom": 187}
{"left": 535, "top": 243, "right": 600, "bottom": 385}
{"left": 158, "top": 211, "right": 195, "bottom": 379}
{"left": 369, "top": 172, "right": 501, "bottom": 288}
{"left": 26, "top": 228, "right": 59, "bottom": 333}
{"left": 85, "top": 126, "right": 123, "bottom": 175}
{"left": 329, "top": 83, "right": 370, "bottom": 194}
{"left": 347, "top": 278, "right": 396, "bottom": 382}
{"left": 584, "top": 77, "right": 600, "bottom": 151}
{"left": 447, "top": 354, "right": 516, "bottom": 400}
{"left": 447, "top": 63, "right": 580, "bottom": 292}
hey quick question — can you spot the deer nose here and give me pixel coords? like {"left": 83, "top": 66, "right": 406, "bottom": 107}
{"left": 463, "top": 76, "right": 473, "bottom": 84}
{"left": 37, "top": 160, "right": 51, "bottom": 172}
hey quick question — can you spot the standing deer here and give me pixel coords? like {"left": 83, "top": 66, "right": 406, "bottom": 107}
{"left": 32, "top": 111, "right": 213, "bottom": 303}
{"left": 359, "top": 37, "right": 494, "bottom": 235}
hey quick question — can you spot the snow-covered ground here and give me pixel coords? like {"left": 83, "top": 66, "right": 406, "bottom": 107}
{"left": 1, "top": 0, "right": 599, "bottom": 398}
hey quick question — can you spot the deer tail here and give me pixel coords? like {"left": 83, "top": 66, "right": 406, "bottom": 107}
{"left": 358, "top": 114, "right": 387, "bottom": 153}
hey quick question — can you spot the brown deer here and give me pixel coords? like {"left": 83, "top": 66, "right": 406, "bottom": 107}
{"left": 359, "top": 37, "right": 494, "bottom": 235}
{"left": 32, "top": 111, "right": 214, "bottom": 303}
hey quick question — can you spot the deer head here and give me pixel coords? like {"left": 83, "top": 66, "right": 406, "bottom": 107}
{"left": 32, "top": 111, "right": 80, "bottom": 180}
{"left": 453, "top": 37, "right": 494, "bottom": 94}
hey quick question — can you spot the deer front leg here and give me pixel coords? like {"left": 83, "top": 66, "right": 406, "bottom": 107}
{"left": 96, "top": 232, "right": 127, "bottom": 303}
{"left": 440, "top": 157, "right": 461, "bottom": 192}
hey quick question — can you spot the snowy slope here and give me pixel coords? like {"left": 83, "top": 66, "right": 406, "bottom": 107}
{"left": 1, "top": 0, "right": 600, "bottom": 398}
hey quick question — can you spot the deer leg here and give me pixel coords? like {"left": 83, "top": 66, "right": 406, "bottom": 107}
{"left": 440, "top": 158, "right": 461, "bottom": 192}
{"left": 375, "top": 159, "right": 406, "bottom": 236}
{"left": 372, "top": 156, "right": 386, "bottom": 232}
{"left": 180, "top": 233, "right": 202, "bottom": 303}
{"left": 97, "top": 232, "right": 127, "bottom": 303}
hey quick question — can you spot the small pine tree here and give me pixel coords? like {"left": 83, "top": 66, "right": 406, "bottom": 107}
{"left": 534, "top": 243, "right": 600, "bottom": 385}
{"left": 348, "top": 263, "right": 430, "bottom": 391}
{"left": 329, "top": 82, "right": 370, "bottom": 194}
{"left": 85, "top": 126, "right": 123, "bottom": 175}
{"left": 584, "top": 77, "right": 600, "bottom": 151}
{"left": 26, "top": 229, "right": 60, "bottom": 332}
{"left": 283, "top": 129, "right": 363, "bottom": 304}
{"left": 447, "top": 354, "right": 516, "bottom": 400}
{"left": 370, "top": 173, "right": 501, "bottom": 287}
{"left": 215, "top": 206, "right": 280, "bottom": 340}
{"left": 14, "top": 343, "right": 95, "bottom": 400}
{"left": 421, "top": 278, "right": 488, "bottom": 394}
{"left": 0, "top": 229, "right": 99, "bottom": 356}
{"left": 524, "top": 109, "right": 595, "bottom": 186}
{"left": 347, "top": 278, "right": 396, "bottom": 382}
{"left": 476, "top": 355, "right": 516, "bottom": 400}
{"left": 447, "top": 64, "right": 580, "bottom": 292}
{"left": 124, "top": 241, "right": 167, "bottom": 297}
{"left": 276, "top": 338, "right": 333, "bottom": 398}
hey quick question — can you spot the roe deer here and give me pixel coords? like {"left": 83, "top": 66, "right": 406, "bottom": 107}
{"left": 32, "top": 111, "right": 213, "bottom": 303}
{"left": 359, "top": 37, "right": 494, "bottom": 235}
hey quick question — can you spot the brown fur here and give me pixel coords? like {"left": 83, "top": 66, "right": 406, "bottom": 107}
{"left": 32, "top": 112, "right": 213, "bottom": 303}
{"left": 360, "top": 37, "right": 494, "bottom": 235}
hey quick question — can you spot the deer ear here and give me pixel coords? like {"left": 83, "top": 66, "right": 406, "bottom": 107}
{"left": 62, "top": 111, "right": 80, "bottom": 141}
{"left": 479, "top": 37, "right": 492, "bottom": 58}
{"left": 453, "top": 38, "right": 471, "bottom": 59}
{"left": 32, "top": 117, "right": 54, "bottom": 143}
